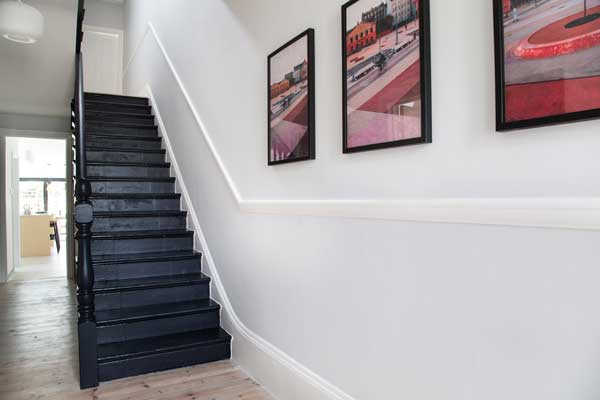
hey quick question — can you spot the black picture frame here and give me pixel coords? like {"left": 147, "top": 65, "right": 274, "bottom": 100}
{"left": 267, "top": 28, "right": 316, "bottom": 166}
{"left": 342, "top": 0, "right": 432, "bottom": 154}
{"left": 493, "top": 0, "right": 600, "bottom": 131}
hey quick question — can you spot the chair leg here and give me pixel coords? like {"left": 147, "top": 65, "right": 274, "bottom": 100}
{"left": 50, "top": 222, "right": 61, "bottom": 253}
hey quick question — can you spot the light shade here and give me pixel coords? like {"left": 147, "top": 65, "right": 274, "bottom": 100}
{"left": 0, "top": 0, "right": 44, "bottom": 44}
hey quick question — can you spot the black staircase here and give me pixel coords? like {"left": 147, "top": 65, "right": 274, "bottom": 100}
{"left": 71, "top": 1, "right": 231, "bottom": 389}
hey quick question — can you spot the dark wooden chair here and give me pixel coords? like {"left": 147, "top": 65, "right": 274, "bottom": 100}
{"left": 49, "top": 220, "right": 60, "bottom": 253}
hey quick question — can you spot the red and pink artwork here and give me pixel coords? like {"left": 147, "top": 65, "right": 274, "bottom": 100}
{"left": 342, "top": 0, "right": 431, "bottom": 153}
{"left": 268, "top": 29, "right": 315, "bottom": 165}
{"left": 496, "top": 0, "right": 600, "bottom": 130}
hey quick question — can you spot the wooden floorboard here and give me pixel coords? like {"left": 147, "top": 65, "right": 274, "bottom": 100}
{"left": 0, "top": 278, "right": 274, "bottom": 400}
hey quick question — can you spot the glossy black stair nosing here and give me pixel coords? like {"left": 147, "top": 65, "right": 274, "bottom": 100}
{"left": 96, "top": 299, "right": 220, "bottom": 326}
{"left": 94, "top": 273, "right": 210, "bottom": 294}
{"left": 92, "top": 250, "right": 200, "bottom": 266}
{"left": 97, "top": 328, "right": 231, "bottom": 363}
{"left": 87, "top": 146, "right": 165, "bottom": 154}
{"left": 92, "top": 229, "right": 193, "bottom": 240}
{"left": 88, "top": 133, "right": 162, "bottom": 142}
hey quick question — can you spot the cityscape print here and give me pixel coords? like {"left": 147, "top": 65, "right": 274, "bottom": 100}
{"left": 500, "top": 0, "right": 600, "bottom": 124}
{"left": 268, "top": 30, "right": 314, "bottom": 164}
{"left": 343, "top": 0, "right": 424, "bottom": 151}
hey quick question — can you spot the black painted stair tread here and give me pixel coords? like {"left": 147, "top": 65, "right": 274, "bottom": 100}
{"left": 85, "top": 92, "right": 148, "bottom": 100}
{"left": 86, "top": 110, "right": 155, "bottom": 119}
{"left": 90, "top": 192, "right": 180, "bottom": 198}
{"left": 88, "top": 177, "right": 175, "bottom": 182}
{"left": 87, "top": 146, "right": 165, "bottom": 154}
{"left": 86, "top": 121, "right": 157, "bottom": 129}
{"left": 94, "top": 273, "right": 210, "bottom": 293}
{"left": 96, "top": 299, "right": 220, "bottom": 326}
{"left": 97, "top": 328, "right": 231, "bottom": 364}
{"left": 92, "top": 249, "right": 200, "bottom": 265}
{"left": 92, "top": 229, "right": 193, "bottom": 240}
{"left": 88, "top": 133, "right": 162, "bottom": 142}
{"left": 87, "top": 161, "right": 171, "bottom": 168}
{"left": 95, "top": 210, "right": 186, "bottom": 218}
{"left": 85, "top": 92, "right": 149, "bottom": 105}
{"left": 85, "top": 99, "right": 151, "bottom": 110}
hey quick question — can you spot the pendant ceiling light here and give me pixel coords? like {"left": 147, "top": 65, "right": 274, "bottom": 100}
{"left": 0, "top": 0, "right": 44, "bottom": 44}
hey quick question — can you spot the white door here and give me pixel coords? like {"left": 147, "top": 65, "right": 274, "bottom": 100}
{"left": 81, "top": 25, "right": 123, "bottom": 95}
{"left": 5, "top": 137, "right": 20, "bottom": 280}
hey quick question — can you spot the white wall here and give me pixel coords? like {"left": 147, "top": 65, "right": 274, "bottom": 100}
{"left": 85, "top": 0, "right": 124, "bottom": 30}
{"left": 0, "top": 113, "right": 70, "bottom": 132}
{"left": 123, "top": 1, "right": 600, "bottom": 399}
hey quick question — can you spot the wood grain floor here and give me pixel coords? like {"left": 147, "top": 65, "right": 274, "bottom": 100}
{"left": 0, "top": 278, "right": 273, "bottom": 400}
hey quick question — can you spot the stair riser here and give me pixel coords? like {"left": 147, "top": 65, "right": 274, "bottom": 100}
{"left": 91, "top": 197, "right": 181, "bottom": 212}
{"left": 85, "top": 129, "right": 158, "bottom": 140}
{"left": 85, "top": 94, "right": 148, "bottom": 106}
{"left": 92, "top": 236, "right": 193, "bottom": 256}
{"left": 98, "top": 311, "right": 220, "bottom": 344}
{"left": 87, "top": 137, "right": 162, "bottom": 150}
{"left": 86, "top": 124, "right": 158, "bottom": 136}
{"left": 86, "top": 103, "right": 152, "bottom": 115}
{"left": 90, "top": 181, "right": 174, "bottom": 194}
{"left": 86, "top": 114, "right": 155, "bottom": 126}
{"left": 98, "top": 342, "right": 231, "bottom": 382}
{"left": 88, "top": 165, "right": 170, "bottom": 178}
{"left": 87, "top": 150, "right": 165, "bottom": 164}
{"left": 95, "top": 283, "right": 210, "bottom": 311}
{"left": 92, "top": 216, "right": 186, "bottom": 232}
{"left": 94, "top": 257, "right": 202, "bottom": 281}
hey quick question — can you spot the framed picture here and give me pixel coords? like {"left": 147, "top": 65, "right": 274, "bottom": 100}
{"left": 342, "top": 0, "right": 431, "bottom": 153}
{"left": 494, "top": 0, "right": 600, "bottom": 131}
{"left": 268, "top": 29, "right": 315, "bottom": 165}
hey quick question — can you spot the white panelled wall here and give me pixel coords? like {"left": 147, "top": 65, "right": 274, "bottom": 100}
{"left": 123, "top": 1, "right": 600, "bottom": 399}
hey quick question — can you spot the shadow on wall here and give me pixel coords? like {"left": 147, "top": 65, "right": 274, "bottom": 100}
{"left": 222, "top": 0, "right": 336, "bottom": 55}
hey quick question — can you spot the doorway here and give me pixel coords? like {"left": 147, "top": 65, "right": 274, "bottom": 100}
{"left": 3, "top": 135, "right": 73, "bottom": 282}
{"left": 82, "top": 24, "right": 124, "bottom": 94}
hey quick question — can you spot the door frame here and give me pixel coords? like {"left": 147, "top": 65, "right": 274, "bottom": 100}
{"left": 0, "top": 129, "right": 74, "bottom": 283}
{"left": 82, "top": 24, "right": 124, "bottom": 94}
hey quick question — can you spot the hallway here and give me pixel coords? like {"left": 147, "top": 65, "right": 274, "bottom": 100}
{"left": 0, "top": 279, "right": 273, "bottom": 400}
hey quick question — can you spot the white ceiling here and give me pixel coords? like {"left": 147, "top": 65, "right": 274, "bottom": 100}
{"left": 0, "top": 0, "right": 77, "bottom": 117}
{"left": 0, "top": 0, "right": 124, "bottom": 118}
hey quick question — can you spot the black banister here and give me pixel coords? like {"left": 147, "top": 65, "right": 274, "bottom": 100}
{"left": 75, "top": 0, "right": 85, "bottom": 54}
{"left": 72, "top": 0, "right": 98, "bottom": 389}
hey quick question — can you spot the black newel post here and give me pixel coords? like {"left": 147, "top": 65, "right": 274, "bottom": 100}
{"left": 73, "top": 0, "right": 97, "bottom": 388}
{"left": 75, "top": 50, "right": 97, "bottom": 390}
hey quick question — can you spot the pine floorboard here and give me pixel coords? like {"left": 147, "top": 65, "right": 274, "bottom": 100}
{"left": 0, "top": 278, "right": 273, "bottom": 400}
